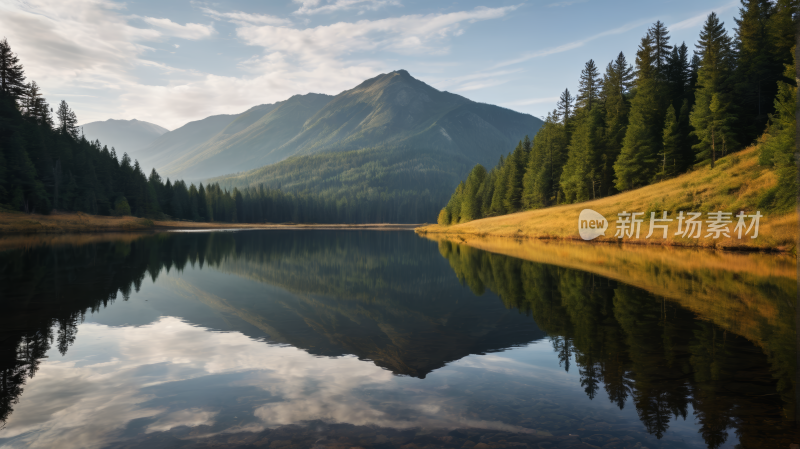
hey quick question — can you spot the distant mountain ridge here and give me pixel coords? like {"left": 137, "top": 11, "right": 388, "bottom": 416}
{"left": 81, "top": 118, "right": 168, "bottom": 156}
{"left": 139, "top": 70, "right": 543, "bottom": 182}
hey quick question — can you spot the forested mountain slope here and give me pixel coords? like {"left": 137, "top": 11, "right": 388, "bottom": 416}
{"left": 152, "top": 70, "right": 542, "bottom": 181}
{"left": 135, "top": 104, "right": 278, "bottom": 175}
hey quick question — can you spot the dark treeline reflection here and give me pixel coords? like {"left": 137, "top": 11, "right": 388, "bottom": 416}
{"left": 437, "top": 240, "right": 798, "bottom": 449}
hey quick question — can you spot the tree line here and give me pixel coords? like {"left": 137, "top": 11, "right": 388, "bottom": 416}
{"left": 0, "top": 38, "right": 441, "bottom": 224}
{"left": 439, "top": 4, "right": 797, "bottom": 226}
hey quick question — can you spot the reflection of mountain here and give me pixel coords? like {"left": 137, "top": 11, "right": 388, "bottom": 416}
{"left": 0, "top": 231, "right": 545, "bottom": 426}
{"left": 436, "top": 239, "right": 799, "bottom": 449}
{"left": 158, "top": 231, "right": 551, "bottom": 378}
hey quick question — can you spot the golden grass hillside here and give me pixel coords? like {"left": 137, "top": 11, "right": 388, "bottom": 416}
{"left": 0, "top": 211, "right": 154, "bottom": 234}
{"left": 418, "top": 145, "right": 798, "bottom": 250}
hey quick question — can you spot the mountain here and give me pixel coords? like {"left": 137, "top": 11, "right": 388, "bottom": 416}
{"left": 81, "top": 119, "right": 168, "bottom": 157}
{"left": 146, "top": 70, "right": 542, "bottom": 182}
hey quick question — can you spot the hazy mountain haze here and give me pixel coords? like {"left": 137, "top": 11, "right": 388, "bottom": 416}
{"left": 81, "top": 119, "right": 168, "bottom": 157}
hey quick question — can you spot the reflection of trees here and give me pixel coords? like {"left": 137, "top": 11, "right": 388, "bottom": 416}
{"left": 0, "top": 231, "right": 545, "bottom": 427}
{"left": 0, "top": 233, "right": 236, "bottom": 427}
{"left": 437, "top": 240, "right": 798, "bottom": 449}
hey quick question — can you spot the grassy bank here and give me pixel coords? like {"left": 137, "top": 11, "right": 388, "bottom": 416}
{"left": 0, "top": 210, "right": 419, "bottom": 235}
{"left": 0, "top": 210, "right": 155, "bottom": 234}
{"left": 417, "top": 145, "right": 798, "bottom": 251}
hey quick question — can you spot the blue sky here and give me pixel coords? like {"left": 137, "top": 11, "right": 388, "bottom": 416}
{"left": 0, "top": 0, "right": 740, "bottom": 129}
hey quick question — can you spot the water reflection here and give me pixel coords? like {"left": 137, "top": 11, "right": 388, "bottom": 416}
{"left": 434, "top": 237, "right": 799, "bottom": 449}
{"left": 0, "top": 231, "right": 796, "bottom": 448}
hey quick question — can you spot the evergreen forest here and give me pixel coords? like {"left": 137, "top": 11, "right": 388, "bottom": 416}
{"left": 439, "top": 4, "right": 798, "bottom": 225}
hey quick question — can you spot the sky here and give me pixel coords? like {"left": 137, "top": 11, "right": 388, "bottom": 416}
{"left": 0, "top": 0, "right": 741, "bottom": 130}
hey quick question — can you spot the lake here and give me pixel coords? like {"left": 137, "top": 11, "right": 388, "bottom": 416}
{"left": 0, "top": 230, "right": 797, "bottom": 449}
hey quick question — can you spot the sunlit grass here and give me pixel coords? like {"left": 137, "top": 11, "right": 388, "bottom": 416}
{"left": 0, "top": 210, "right": 153, "bottom": 234}
{"left": 418, "top": 145, "right": 798, "bottom": 250}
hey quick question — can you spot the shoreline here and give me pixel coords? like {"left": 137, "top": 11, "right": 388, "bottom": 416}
{"left": 414, "top": 225, "right": 796, "bottom": 253}
{"left": 0, "top": 210, "right": 421, "bottom": 235}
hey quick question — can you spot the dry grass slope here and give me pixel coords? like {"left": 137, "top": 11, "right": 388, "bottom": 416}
{"left": 418, "top": 145, "right": 798, "bottom": 251}
{"left": 0, "top": 211, "right": 154, "bottom": 234}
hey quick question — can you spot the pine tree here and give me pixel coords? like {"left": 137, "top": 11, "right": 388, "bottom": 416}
{"left": 56, "top": 100, "right": 79, "bottom": 139}
{"left": 691, "top": 13, "right": 737, "bottom": 168}
{"left": 479, "top": 169, "right": 496, "bottom": 217}
{"left": 732, "top": 0, "right": 780, "bottom": 143}
{"left": 198, "top": 183, "right": 208, "bottom": 221}
{"left": 757, "top": 60, "right": 796, "bottom": 211}
{"left": 766, "top": 0, "right": 798, "bottom": 78}
{"left": 522, "top": 112, "right": 568, "bottom": 208}
{"left": 576, "top": 59, "right": 601, "bottom": 111}
{"left": 443, "top": 181, "right": 465, "bottom": 224}
{"left": 560, "top": 108, "right": 603, "bottom": 202}
{"left": 556, "top": 88, "right": 574, "bottom": 124}
{"left": 504, "top": 141, "right": 528, "bottom": 212}
{"left": 678, "top": 98, "right": 694, "bottom": 171}
{"left": 648, "top": 21, "right": 673, "bottom": 79}
{"left": 666, "top": 43, "right": 691, "bottom": 106}
{"left": 489, "top": 155, "right": 508, "bottom": 215}
{"left": 656, "top": 104, "right": 681, "bottom": 181}
{"left": 693, "top": 93, "right": 737, "bottom": 167}
{"left": 461, "top": 164, "right": 487, "bottom": 222}
{"left": 601, "top": 52, "right": 634, "bottom": 195}
{"left": 614, "top": 35, "right": 660, "bottom": 189}
{"left": 614, "top": 107, "right": 656, "bottom": 191}
{"left": 0, "top": 38, "right": 26, "bottom": 101}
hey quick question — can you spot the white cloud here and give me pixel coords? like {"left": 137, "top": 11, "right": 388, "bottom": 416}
{"left": 431, "top": 69, "right": 521, "bottom": 93}
{"left": 547, "top": 0, "right": 588, "bottom": 6}
{"left": 141, "top": 17, "right": 216, "bottom": 40}
{"left": 200, "top": 7, "right": 292, "bottom": 26}
{"left": 669, "top": 2, "right": 738, "bottom": 31}
{"left": 237, "top": 6, "right": 519, "bottom": 59}
{"left": 501, "top": 96, "right": 561, "bottom": 107}
{"left": 293, "top": 0, "right": 402, "bottom": 15}
{"left": 493, "top": 17, "right": 655, "bottom": 68}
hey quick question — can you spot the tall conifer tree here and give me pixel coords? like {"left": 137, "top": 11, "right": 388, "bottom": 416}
{"left": 733, "top": 0, "right": 779, "bottom": 142}
{"left": 648, "top": 21, "right": 673, "bottom": 79}
{"left": 601, "top": 52, "right": 634, "bottom": 195}
{"left": 556, "top": 88, "right": 574, "bottom": 124}
{"left": 576, "top": 60, "right": 601, "bottom": 111}
{"left": 0, "top": 38, "right": 25, "bottom": 101}
{"left": 691, "top": 12, "right": 737, "bottom": 168}
{"left": 614, "top": 35, "right": 660, "bottom": 189}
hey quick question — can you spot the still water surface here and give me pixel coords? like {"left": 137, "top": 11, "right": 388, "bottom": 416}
{"left": 0, "top": 230, "right": 797, "bottom": 449}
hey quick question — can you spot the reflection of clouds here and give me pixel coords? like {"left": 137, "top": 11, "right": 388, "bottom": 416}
{"left": 2, "top": 317, "right": 541, "bottom": 448}
{"left": 0, "top": 360, "right": 163, "bottom": 449}
{"left": 146, "top": 408, "right": 218, "bottom": 433}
